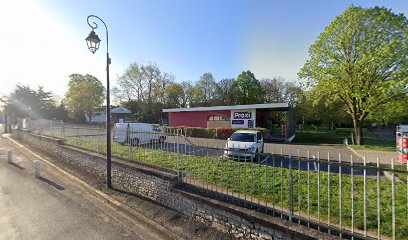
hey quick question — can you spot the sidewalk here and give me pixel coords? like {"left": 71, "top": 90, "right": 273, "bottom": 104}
{"left": 1, "top": 134, "right": 234, "bottom": 240}
{"left": 0, "top": 136, "right": 167, "bottom": 240}
{"left": 349, "top": 148, "right": 398, "bottom": 165}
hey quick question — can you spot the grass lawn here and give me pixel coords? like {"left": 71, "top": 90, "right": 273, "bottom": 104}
{"left": 293, "top": 131, "right": 346, "bottom": 144}
{"left": 350, "top": 131, "right": 395, "bottom": 152}
{"left": 66, "top": 137, "right": 408, "bottom": 239}
{"left": 293, "top": 129, "right": 395, "bottom": 152}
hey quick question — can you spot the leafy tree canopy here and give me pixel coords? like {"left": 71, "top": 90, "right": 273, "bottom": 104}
{"left": 298, "top": 5, "right": 408, "bottom": 145}
{"left": 1, "top": 85, "right": 70, "bottom": 121}
{"left": 64, "top": 74, "right": 105, "bottom": 122}
{"left": 191, "top": 72, "right": 217, "bottom": 107}
{"left": 232, "top": 70, "right": 264, "bottom": 105}
{"left": 2, "top": 85, "right": 54, "bottom": 119}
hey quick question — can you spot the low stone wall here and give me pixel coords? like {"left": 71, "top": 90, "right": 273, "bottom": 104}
{"left": 13, "top": 130, "right": 335, "bottom": 240}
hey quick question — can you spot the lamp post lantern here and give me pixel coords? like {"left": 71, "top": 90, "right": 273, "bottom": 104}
{"left": 86, "top": 15, "right": 112, "bottom": 188}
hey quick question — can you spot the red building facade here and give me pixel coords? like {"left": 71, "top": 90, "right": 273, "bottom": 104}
{"left": 168, "top": 110, "right": 230, "bottom": 128}
{"left": 163, "top": 103, "right": 296, "bottom": 142}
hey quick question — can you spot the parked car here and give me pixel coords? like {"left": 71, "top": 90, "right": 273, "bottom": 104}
{"left": 113, "top": 123, "right": 166, "bottom": 145}
{"left": 224, "top": 130, "right": 264, "bottom": 161}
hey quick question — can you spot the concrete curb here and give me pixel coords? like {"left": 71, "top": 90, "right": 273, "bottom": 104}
{"left": 346, "top": 146, "right": 364, "bottom": 160}
{"left": 383, "top": 170, "right": 401, "bottom": 183}
{"left": 5, "top": 136, "right": 182, "bottom": 240}
{"left": 346, "top": 145, "right": 403, "bottom": 182}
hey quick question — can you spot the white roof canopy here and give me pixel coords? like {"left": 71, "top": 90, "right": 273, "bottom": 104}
{"left": 111, "top": 107, "right": 131, "bottom": 114}
{"left": 163, "top": 103, "right": 289, "bottom": 113}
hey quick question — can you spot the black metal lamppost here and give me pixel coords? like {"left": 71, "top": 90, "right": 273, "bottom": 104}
{"left": 85, "top": 15, "right": 112, "bottom": 188}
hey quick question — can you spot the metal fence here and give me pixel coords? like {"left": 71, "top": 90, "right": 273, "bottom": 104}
{"left": 19, "top": 122, "right": 408, "bottom": 240}
{"left": 16, "top": 118, "right": 65, "bottom": 137}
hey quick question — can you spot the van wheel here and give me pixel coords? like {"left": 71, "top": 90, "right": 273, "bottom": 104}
{"left": 158, "top": 136, "right": 165, "bottom": 143}
{"left": 130, "top": 138, "right": 139, "bottom": 146}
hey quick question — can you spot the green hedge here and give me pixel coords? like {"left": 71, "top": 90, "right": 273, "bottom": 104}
{"left": 335, "top": 128, "right": 356, "bottom": 135}
{"left": 163, "top": 126, "right": 267, "bottom": 140}
{"left": 187, "top": 127, "right": 217, "bottom": 138}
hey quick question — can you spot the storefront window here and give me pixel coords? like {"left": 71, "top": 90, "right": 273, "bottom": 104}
{"left": 208, "top": 116, "right": 230, "bottom": 121}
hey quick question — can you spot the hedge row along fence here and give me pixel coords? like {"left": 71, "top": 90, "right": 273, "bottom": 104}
{"left": 163, "top": 126, "right": 267, "bottom": 140}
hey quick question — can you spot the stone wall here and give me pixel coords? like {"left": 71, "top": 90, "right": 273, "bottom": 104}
{"left": 13, "top": 130, "right": 336, "bottom": 240}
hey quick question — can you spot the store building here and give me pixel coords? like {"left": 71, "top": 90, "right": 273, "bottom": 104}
{"left": 163, "top": 103, "right": 296, "bottom": 142}
{"left": 85, "top": 106, "right": 132, "bottom": 124}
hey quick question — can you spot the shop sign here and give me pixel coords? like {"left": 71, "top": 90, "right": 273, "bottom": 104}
{"left": 233, "top": 112, "right": 252, "bottom": 119}
{"left": 248, "top": 120, "right": 254, "bottom": 128}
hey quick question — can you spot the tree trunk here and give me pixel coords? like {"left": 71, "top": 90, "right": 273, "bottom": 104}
{"left": 353, "top": 119, "right": 364, "bottom": 145}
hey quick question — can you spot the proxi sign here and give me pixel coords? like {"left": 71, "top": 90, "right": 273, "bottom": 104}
{"left": 233, "top": 112, "right": 252, "bottom": 119}
{"left": 230, "top": 109, "right": 256, "bottom": 128}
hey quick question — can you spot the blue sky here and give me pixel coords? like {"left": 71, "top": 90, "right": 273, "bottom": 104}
{"left": 1, "top": 0, "right": 407, "bottom": 100}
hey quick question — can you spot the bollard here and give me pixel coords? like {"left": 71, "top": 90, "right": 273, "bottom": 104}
{"left": 34, "top": 160, "right": 41, "bottom": 177}
{"left": 312, "top": 155, "right": 317, "bottom": 171}
{"left": 7, "top": 150, "right": 12, "bottom": 163}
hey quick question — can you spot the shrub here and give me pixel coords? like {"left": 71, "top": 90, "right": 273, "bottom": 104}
{"left": 163, "top": 126, "right": 267, "bottom": 140}
{"left": 335, "top": 128, "right": 355, "bottom": 136}
{"left": 186, "top": 127, "right": 216, "bottom": 138}
{"left": 216, "top": 128, "right": 235, "bottom": 139}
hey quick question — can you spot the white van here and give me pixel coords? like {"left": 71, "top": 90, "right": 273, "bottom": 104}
{"left": 113, "top": 123, "right": 166, "bottom": 145}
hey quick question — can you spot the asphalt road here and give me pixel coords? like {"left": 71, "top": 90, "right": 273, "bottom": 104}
{"left": 0, "top": 137, "right": 171, "bottom": 240}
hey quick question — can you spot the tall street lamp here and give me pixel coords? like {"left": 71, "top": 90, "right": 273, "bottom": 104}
{"left": 85, "top": 15, "right": 112, "bottom": 188}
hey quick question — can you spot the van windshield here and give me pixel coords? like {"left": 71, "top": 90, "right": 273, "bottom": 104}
{"left": 230, "top": 133, "right": 255, "bottom": 142}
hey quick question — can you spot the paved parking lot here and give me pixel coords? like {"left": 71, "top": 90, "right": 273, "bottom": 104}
{"left": 165, "top": 136, "right": 358, "bottom": 160}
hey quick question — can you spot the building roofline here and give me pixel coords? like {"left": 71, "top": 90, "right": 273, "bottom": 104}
{"left": 163, "top": 103, "right": 289, "bottom": 113}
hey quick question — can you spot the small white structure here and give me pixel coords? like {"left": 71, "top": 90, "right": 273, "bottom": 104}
{"left": 111, "top": 107, "right": 131, "bottom": 114}
{"left": 111, "top": 107, "right": 132, "bottom": 123}
{"left": 113, "top": 123, "right": 165, "bottom": 145}
{"left": 85, "top": 111, "right": 106, "bottom": 123}
{"left": 85, "top": 107, "right": 132, "bottom": 123}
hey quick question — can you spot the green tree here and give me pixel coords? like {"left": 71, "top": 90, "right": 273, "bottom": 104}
{"left": 165, "top": 83, "right": 184, "bottom": 108}
{"left": 297, "top": 91, "right": 351, "bottom": 129}
{"left": 113, "top": 63, "right": 144, "bottom": 103}
{"left": 261, "top": 78, "right": 303, "bottom": 107}
{"left": 179, "top": 81, "right": 194, "bottom": 108}
{"left": 232, "top": 71, "right": 264, "bottom": 105}
{"left": 214, "top": 78, "right": 235, "bottom": 106}
{"left": 113, "top": 62, "right": 174, "bottom": 123}
{"left": 299, "top": 6, "right": 408, "bottom": 145}
{"left": 53, "top": 101, "right": 70, "bottom": 121}
{"left": 368, "top": 96, "right": 408, "bottom": 126}
{"left": 191, "top": 72, "right": 217, "bottom": 106}
{"left": 2, "top": 85, "right": 56, "bottom": 120}
{"left": 64, "top": 74, "right": 105, "bottom": 122}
